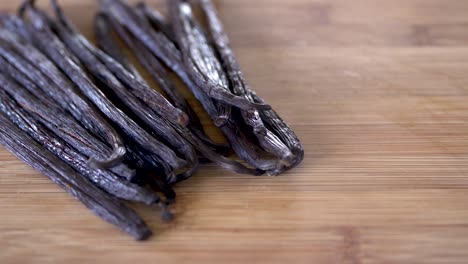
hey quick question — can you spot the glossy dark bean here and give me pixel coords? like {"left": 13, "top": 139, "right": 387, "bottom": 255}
{"left": 51, "top": 1, "right": 197, "bottom": 176}
{"left": 167, "top": 0, "right": 232, "bottom": 126}
{"left": 0, "top": 88, "right": 158, "bottom": 204}
{"left": 0, "top": 112, "right": 152, "bottom": 241}
{"left": 81, "top": 2, "right": 260, "bottom": 176}
{"left": 96, "top": 12, "right": 230, "bottom": 154}
{"left": 135, "top": 2, "right": 177, "bottom": 44}
{"left": 198, "top": 0, "right": 266, "bottom": 135}
{"left": 0, "top": 0, "right": 304, "bottom": 241}
{"left": 98, "top": 1, "right": 295, "bottom": 174}
{"left": 20, "top": 2, "right": 188, "bottom": 171}
{"left": 54, "top": 26, "right": 188, "bottom": 170}
{"left": 252, "top": 92, "right": 305, "bottom": 174}
{"left": 0, "top": 28, "right": 128, "bottom": 171}
{"left": 94, "top": 13, "right": 139, "bottom": 75}
{"left": 0, "top": 70, "right": 137, "bottom": 180}
{"left": 198, "top": 0, "right": 297, "bottom": 173}
{"left": 99, "top": 0, "right": 270, "bottom": 112}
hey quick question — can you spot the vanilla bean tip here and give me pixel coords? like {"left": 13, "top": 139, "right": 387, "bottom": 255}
{"left": 132, "top": 224, "right": 153, "bottom": 241}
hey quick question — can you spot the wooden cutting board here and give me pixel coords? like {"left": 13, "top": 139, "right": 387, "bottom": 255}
{"left": 1, "top": 0, "right": 468, "bottom": 263}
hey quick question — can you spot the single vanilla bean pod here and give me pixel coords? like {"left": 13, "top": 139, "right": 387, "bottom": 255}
{"left": 167, "top": 0, "right": 232, "bottom": 126}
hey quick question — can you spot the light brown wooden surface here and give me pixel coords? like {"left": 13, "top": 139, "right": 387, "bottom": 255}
{"left": 2, "top": 0, "right": 468, "bottom": 263}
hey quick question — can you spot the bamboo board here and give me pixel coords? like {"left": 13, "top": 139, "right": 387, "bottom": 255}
{"left": 1, "top": 0, "right": 468, "bottom": 263}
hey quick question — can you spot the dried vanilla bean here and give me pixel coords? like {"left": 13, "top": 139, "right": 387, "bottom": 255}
{"left": 173, "top": 124, "right": 263, "bottom": 176}
{"left": 50, "top": 0, "right": 196, "bottom": 178}
{"left": 0, "top": 27, "right": 127, "bottom": 170}
{"left": 95, "top": 13, "right": 197, "bottom": 128}
{"left": 0, "top": 14, "right": 30, "bottom": 40}
{"left": 198, "top": 0, "right": 296, "bottom": 172}
{"left": 176, "top": 73, "right": 276, "bottom": 173}
{"left": 0, "top": 0, "right": 304, "bottom": 242}
{"left": 54, "top": 0, "right": 198, "bottom": 182}
{"left": 99, "top": 0, "right": 190, "bottom": 80}
{"left": 100, "top": 0, "right": 226, "bottom": 122}
{"left": 0, "top": 57, "right": 134, "bottom": 180}
{"left": 198, "top": 0, "right": 266, "bottom": 135}
{"left": 0, "top": 0, "right": 304, "bottom": 239}
{"left": 46, "top": 0, "right": 258, "bottom": 177}
{"left": 99, "top": 0, "right": 270, "bottom": 112}
{"left": 0, "top": 46, "right": 134, "bottom": 179}
{"left": 168, "top": 0, "right": 232, "bottom": 126}
{"left": 96, "top": 12, "right": 230, "bottom": 154}
{"left": 87, "top": 12, "right": 260, "bottom": 177}
{"left": 0, "top": 56, "right": 136, "bottom": 180}
{"left": 99, "top": 1, "right": 273, "bottom": 168}
{"left": 197, "top": 0, "right": 303, "bottom": 172}
{"left": 91, "top": 41, "right": 257, "bottom": 177}
{"left": 20, "top": 1, "right": 188, "bottom": 171}
{"left": 0, "top": 113, "right": 152, "bottom": 241}
{"left": 103, "top": 1, "right": 287, "bottom": 173}
{"left": 93, "top": 14, "right": 139, "bottom": 76}
{"left": 52, "top": 1, "right": 188, "bottom": 127}
{"left": 0, "top": 88, "right": 158, "bottom": 204}
{"left": 52, "top": 24, "right": 190, "bottom": 171}
{"left": 252, "top": 92, "right": 304, "bottom": 172}
{"left": 0, "top": 54, "right": 54, "bottom": 105}
{"left": 132, "top": 3, "right": 278, "bottom": 171}
{"left": 0, "top": 70, "right": 137, "bottom": 179}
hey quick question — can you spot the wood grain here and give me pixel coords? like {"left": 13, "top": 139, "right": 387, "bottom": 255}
{"left": 1, "top": 0, "right": 468, "bottom": 263}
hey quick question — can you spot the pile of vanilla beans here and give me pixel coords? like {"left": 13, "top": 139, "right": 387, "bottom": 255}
{"left": 0, "top": 0, "right": 303, "bottom": 240}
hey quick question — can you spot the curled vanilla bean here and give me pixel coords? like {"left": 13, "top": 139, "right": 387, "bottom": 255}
{"left": 252, "top": 92, "right": 304, "bottom": 173}
{"left": 198, "top": 0, "right": 296, "bottom": 173}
